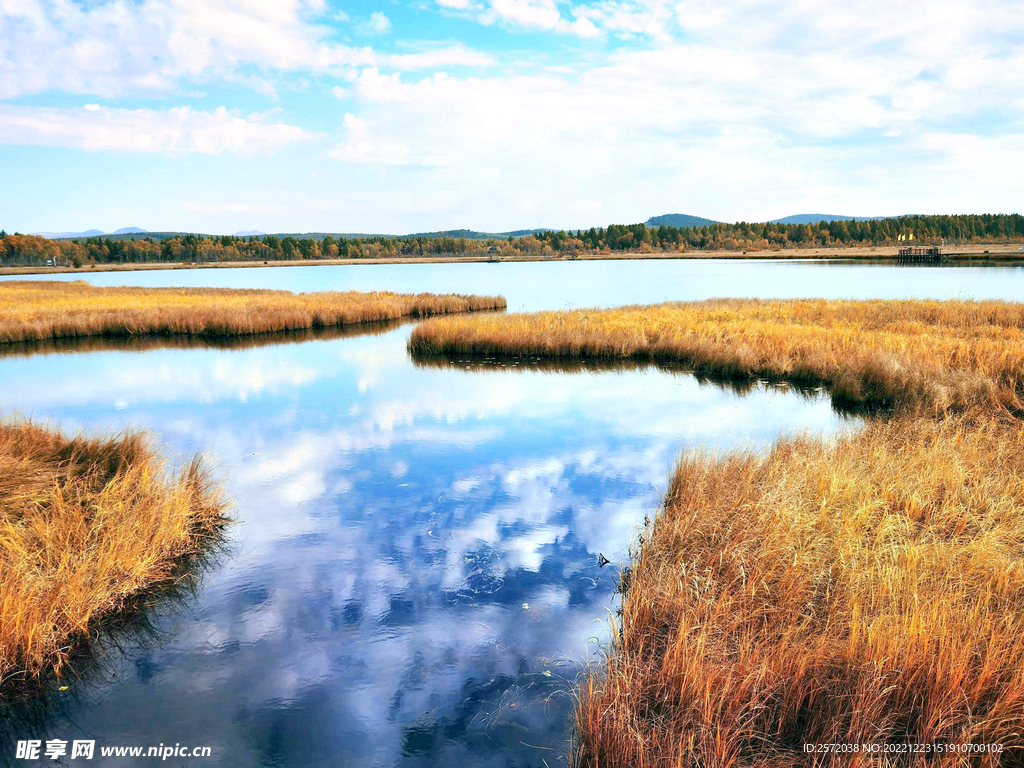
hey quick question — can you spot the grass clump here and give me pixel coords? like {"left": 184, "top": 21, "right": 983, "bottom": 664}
{"left": 0, "top": 421, "right": 228, "bottom": 688}
{"left": 575, "top": 413, "right": 1024, "bottom": 766}
{"left": 409, "top": 299, "right": 1024, "bottom": 414}
{"left": 0, "top": 280, "right": 506, "bottom": 345}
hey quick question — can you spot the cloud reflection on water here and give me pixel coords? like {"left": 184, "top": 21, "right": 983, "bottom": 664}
{"left": 0, "top": 326, "right": 853, "bottom": 767}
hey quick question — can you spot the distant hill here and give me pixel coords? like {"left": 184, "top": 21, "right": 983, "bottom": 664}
{"left": 405, "top": 228, "right": 553, "bottom": 240}
{"left": 770, "top": 214, "right": 887, "bottom": 225}
{"left": 267, "top": 229, "right": 554, "bottom": 241}
{"left": 34, "top": 216, "right": 912, "bottom": 244}
{"left": 645, "top": 213, "right": 892, "bottom": 228}
{"left": 34, "top": 227, "right": 146, "bottom": 239}
{"left": 499, "top": 229, "right": 553, "bottom": 237}
{"left": 45, "top": 228, "right": 557, "bottom": 243}
{"left": 32, "top": 229, "right": 106, "bottom": 239}
{"left": 646, "top": 214, "right": 719, "bottom": 228}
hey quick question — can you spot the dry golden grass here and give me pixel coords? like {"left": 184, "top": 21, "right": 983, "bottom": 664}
{"left": 0, "top": 280, "right": 506, "bottom": 344}
{"left": 0, "top": 421, "right": 228, "bottom": 688}
{"left": 575, "top": 414, "right": 1024, "bottom": 767}
{"left": 0, "top": 317, "right": 408, "bottom": 359}
{"left": 411, "top": 299, "right": 1024, "bottom": 765}
{"left": 410, "top": 299, "right": 1024, "bottom": 415}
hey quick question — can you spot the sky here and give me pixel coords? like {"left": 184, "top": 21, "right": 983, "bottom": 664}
{"left": 1, "top": 0, "right": 1022, "bottom": 235}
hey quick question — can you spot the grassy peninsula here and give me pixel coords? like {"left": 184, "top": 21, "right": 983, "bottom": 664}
{"left": 0, "top": 422, "right": 228, "bottom": 688}
{"left": 410, "top": 299, "right": 1024, "bottom": 766}
{"left": 410, "top": 299, "right": 1024, "bottom": 415}
{"left": 0, "top": 281, "right": 506, "bottom": 345}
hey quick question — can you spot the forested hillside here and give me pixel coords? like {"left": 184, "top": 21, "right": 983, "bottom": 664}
{"left": 1, "top": 214, "right": 1021, "bottom": 267}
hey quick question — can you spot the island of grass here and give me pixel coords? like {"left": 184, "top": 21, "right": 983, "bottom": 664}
{"left": 410, "top": 300, "right": 1024, "bottom": 766}
{"left": 0, "top": 280, "right": 506, "bottom": 345}
{"left": 0, "top": 422, "right": 228, "bottom": 690}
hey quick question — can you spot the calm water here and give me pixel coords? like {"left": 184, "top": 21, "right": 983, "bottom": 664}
{"left": 4, "top": 259, "right": 1024, "bottom": 767}
{"left": 10, "top": 257, "right": 1024, "bottom": 310}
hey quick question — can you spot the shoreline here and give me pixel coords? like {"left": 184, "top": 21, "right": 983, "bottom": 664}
{"left": 2, "top": 243, "right": 1023, "bottom": 276}
{"left": 403, "top": 301, "right": 1024, "bottom": 765}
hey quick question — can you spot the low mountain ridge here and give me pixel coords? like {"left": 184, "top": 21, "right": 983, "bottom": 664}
{"left": 646, "top": 213, "right": 720, "bottom": 228}
{"left": 770, "top": 214, "right": 886, "bottom": 224}
{"left": 34, "top": 227, "right": 147, "bottom": 239}
{"left": 31, "top": 229, "right": 106, "bottom": 239}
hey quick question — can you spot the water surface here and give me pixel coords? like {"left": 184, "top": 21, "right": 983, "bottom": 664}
{"left": 5, "top": 259, "right": 1024, "bottom": 766}
{"left": 10, "top": 257, "right": 1024, "bottom": 310}
{"left": 1, "top": 329, "right": 850, "bottom": 767}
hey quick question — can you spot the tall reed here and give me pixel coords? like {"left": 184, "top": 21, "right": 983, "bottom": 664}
{"left": 575, "top": 413, "right": 1024, "bottom": 766}
{"left": 0, "top": 421, "right": 228, "bottom": 688}
{"left": 0, "top": 280, "right": 506, "bottom": 344}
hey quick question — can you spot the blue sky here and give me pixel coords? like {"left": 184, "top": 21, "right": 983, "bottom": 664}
{"left": 1, "top": 0, "right": 1022, "bottom": 234}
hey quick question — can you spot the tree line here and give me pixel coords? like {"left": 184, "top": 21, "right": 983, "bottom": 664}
{"left": 2, "top": 214, "right": 1023, "bottom": 267}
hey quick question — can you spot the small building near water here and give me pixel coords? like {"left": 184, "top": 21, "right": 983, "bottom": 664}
{"left": 897, "top": 246, "right": 943, "bottom": 263}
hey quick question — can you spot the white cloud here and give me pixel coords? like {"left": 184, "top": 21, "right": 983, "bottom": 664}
{"left": 440, "top": 0, "right": 603, "bottom": 35}
{"left": 0, "top": 0, "right": 491, "bottom": 98}
{"left": 567, "top": 0, "right": 672, "bottom": 38}
{"left": 2, "top": 0, "right": 1022, "bottom": 228}
{"left": 385, "top": 45, "right": 494, "bottom": 70}
{"left": 318, "top": 0, "right": 1024, "bottom": 224}
{"left": 484, "top": 0, "right": 561, "bottom": 30}
{"left": 0, "top": 104, "right": 320, "bottom": 155}
{"left": 444, "top": 0, "right": 1024, "bottom": 47}
{"left": 327, "top": 112, "right": 412, "bottom": 165}
{"left": 362, "top": 11, "right": 392, "bottom": 34}
{"left": 229, "top": 74, "right": 281, "bottom": 101}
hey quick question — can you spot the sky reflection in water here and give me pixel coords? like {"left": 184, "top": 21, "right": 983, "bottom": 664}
{"left": 0, "top": 320, "right": 852, "bottom": 767}
{"left": 11, "top": 257, "right": 1024, "bottom": 765}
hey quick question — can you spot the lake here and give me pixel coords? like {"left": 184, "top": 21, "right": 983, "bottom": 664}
{"left": 4, "top": 258, "right": 1024, "bottom": 767}
{"left": 10, "top": 257, "right": 1024, "bottom": 310}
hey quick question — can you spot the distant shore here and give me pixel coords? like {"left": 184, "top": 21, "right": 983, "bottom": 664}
{"left": 2, "top": 243, "right": 1022, "bottom": 276}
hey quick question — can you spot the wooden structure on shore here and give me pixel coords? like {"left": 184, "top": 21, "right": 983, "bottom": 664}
{"left": 897, "top": 246, "right": 943, "bottom": 263}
